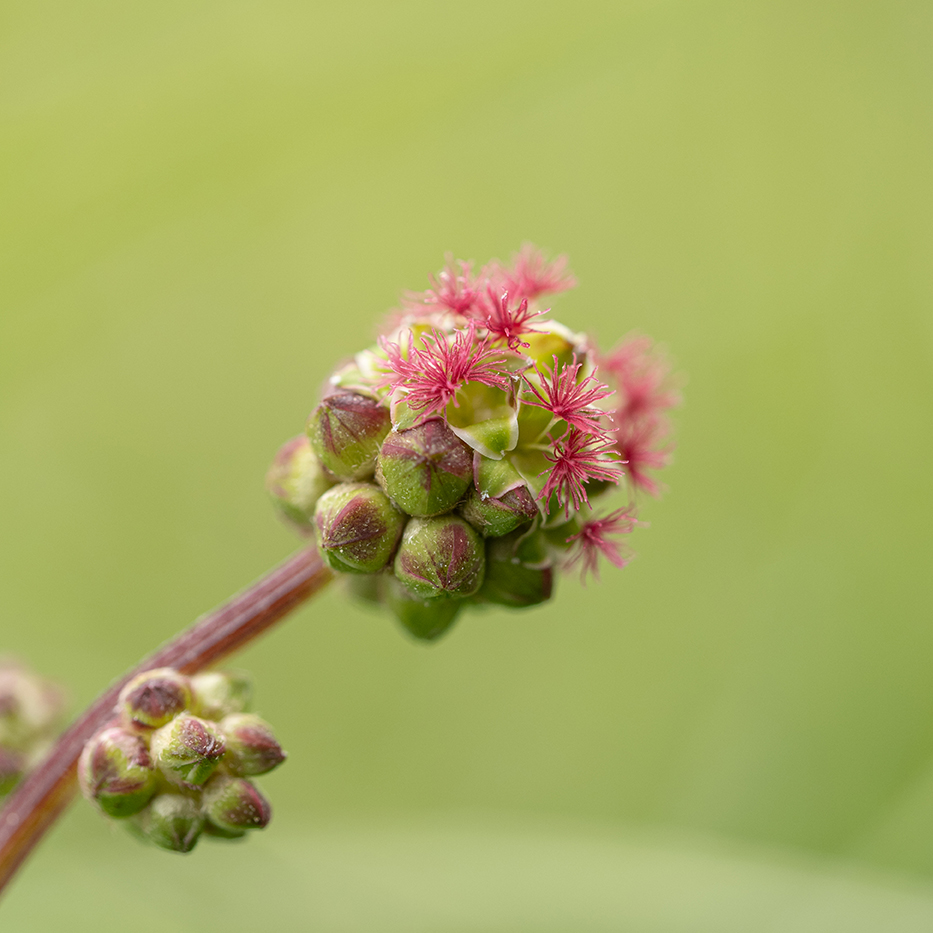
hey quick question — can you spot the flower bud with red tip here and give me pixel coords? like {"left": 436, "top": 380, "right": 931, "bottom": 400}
{"left": 220, "top": 713, "right": 286, "bottom": 777}
{"left": 202, "top": 775, "right": 271, "bottom": 836}
{"left": 266, "top": 435, "right": 334, "bottom": 531}
{"left": 78, "top": 726, "right": 159, "bottom": 818}
{"left": 119, "top": 668, "right": 192, "bottom": 730}
{"left": 376, "top": 419, "right": 473, "bottom": 517}
{"left": 313, "top": 483, "right": 405, "bottom": 574}
{"left": 306, "top": 391, "right": 391, "bottom": 480}
{"left": 394, "top": 516, "right": 485, "bottom": 599}
{"left": 459, "top": 483, "right": 538, "bottom": 538}
{"left": 151, "top": 714, "right": 226, "bottom": 787}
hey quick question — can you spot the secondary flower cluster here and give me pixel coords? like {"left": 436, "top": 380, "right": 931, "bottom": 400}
{"left": 267, "top": 246, "right": 678, "bottom": 641}
{"left": 79, "top": 668, "right": 285, "bottom": 853}
{"left": 0, "top": 658, "right": 65, "bottom": 797}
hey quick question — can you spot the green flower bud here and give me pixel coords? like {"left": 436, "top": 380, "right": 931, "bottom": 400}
{"left": 376, "top": 419, "right": 473, "bottom": 517}
{"left": 132, "top": 793, "right": 204, "bottom": 853}
{"left": 313, "top": 483, "right": 404, "bottom": 574}
{"left": 344, "top": 572, "right": 386, "bottom": 606}
{"left": 459, "top": 483, "right": 538, "bottom": 537}
{"left": 78, "top": 726, "right": 158, "bottom": 818}
{"left": 266, "top": 435, "right": 334, "bottom": 531}
{"left": 151, "top": 714, "right": 225, "bottom": 787}
{"left": 306, "top": 391, "right": 391, "bottom": 480}
{"left": 220, "top": 713, "right": 286, "bottom": 776}
{"left": 385, "top": 577, "right": 462, "bottom": 642}
{"left": 190, "top": 670, "right": 252, "bottom": 721}
{"left": 119, "top": 668, "right": 192, "bottom": 730}
{"left": 477, "top": 531, "right": 554, "bottom": 608}
{"left": 202, "top": 774, "right": 271, "bottom": 836}
{"left": 394, "top": 516, "right": 485, "bottom": 599}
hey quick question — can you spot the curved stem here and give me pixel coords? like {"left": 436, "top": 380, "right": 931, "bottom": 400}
{"left": 0, "top": 546, "right": 332, "bottom": 898}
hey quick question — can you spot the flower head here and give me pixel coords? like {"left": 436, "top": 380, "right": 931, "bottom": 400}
{"left": 565, "top": 508, "right": 638, "bottom": 583}
{"left": 269, "top": 246, "right": 679, "bottom": 640}
{"left": 379, "top": 323, "right": 510, "bottom": 421}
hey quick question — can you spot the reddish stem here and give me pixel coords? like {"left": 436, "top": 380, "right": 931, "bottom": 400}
{"left": 0, "top": 546, "right": 332, "bottom": 897}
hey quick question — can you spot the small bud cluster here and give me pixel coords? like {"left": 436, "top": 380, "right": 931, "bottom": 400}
{"left": 79, "top": 668, "right": 284, "bottom": 853}
{"left": 268, "top": 246, "right": 679, "bottom": 641}
{"left": 0, "top": 659, "right": 65, "bottom": 797}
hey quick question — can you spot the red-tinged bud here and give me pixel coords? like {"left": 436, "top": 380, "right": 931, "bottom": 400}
{"left": 266, "top": 435, "right": 334, "bottom": 531}
{"left": 306, "top": 391, "right": 391, "bottom": 480}
{"left": 314, "top": 483, "right": 405, "bottom": 574}
{"left": 476, "top": 531, "right": 554, "bottom": 608}
{"left": 190, "top": 670, "right": 252, "bottom": 721}
{"left": 119, "top": 668, "right": 192, "bottom": 730}
{"left": 78, "top": 727, "right": 158, "bottom": 818}
{"left": 151, "top": 714, "right": 226, "bottom": 787}
{"left": 220, "top": 713, "right": 286, "bottom": 777}
{"left": 385, "top": 577, "right": 462, "bottom": 642}
{"left": 202, "top": 775, "right": 271, "bottom": 836}
{"left": 132, "top": 793, "right": 204, "bottom": 853}
{"left": 376, "top": 419, "right": 472, "bottom": 517}
{"left": 394, "top": 515, "right": 485, "bottom": 599}
{"left": 460, "top": 483, "right": 538, "bottom": 538}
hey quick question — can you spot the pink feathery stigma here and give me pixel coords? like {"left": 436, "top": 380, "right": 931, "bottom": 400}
{"left": 404, "top": 255, "right": 480, "bottom": 316}
{"left": 488, "top": 244, "right": 577, "bottom": 301}
{"left": 613, "top": 417, "right": 671, "bottom": 496}
{"left": 522, "top": 355, "right": 614, "bottom": 436}
{"left": 379, "top": 324, "right": 511, "bottom": 421}
{"left": 481, "top": 288, "right": 545, "bottom": 349}
{"left": 565, "top": 507, "right": 637, "bottom": 583}
{"left": 604, "top": 337, "right": 679, "bottom": 426}
{"left": 538, "top": 428, "right": 623, "bottom": 515}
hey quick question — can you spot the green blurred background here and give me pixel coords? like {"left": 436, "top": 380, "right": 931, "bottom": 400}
{"left": 2, "top": 1, "right": 932, "bottom": 928}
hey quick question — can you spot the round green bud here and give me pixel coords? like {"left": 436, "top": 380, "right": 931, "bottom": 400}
{"left": 476, "top": 532, "right": 554, "bottom": 608}
{"left": 393, "top": 515, "right": 485, "bottom": 600}
{"left": 202, "top": 774, "right": 271, "bottom": 836}
{"left": 313, "top": 483, "right": 404, "bottom": 574}
{"left": 385, "top": 577, "right": 462, "bottom": 642}
{"left": 459, "top": 483, "right": 538, "bottom": 538}
{"left": 151, "top": 714, "right": 226, "bottom": 788}
{"left": 119, "top": 668, "right": 192, "bottom": 730}
{"left": 266, "top": 435, "right": 334, "bottom": 531}
{"left": 220, "top": 713, "right": 286, "bottom": 777}
{"left": 376, "top": 419, "right": 473, "bottom": 517}
{"left": 344, "top": 572, "right": 386, "bottom": 606}
{"left": 78, "top": 727, "right": 158, "bottom": 818}
{"left": 190, "top": 670, "right": 252, "bottom": 721}
{"left": 306, "top": 391, "right": 391, "bottom": 480}
{"left": 132, "top": 793, "right": 204, "bottom": 853}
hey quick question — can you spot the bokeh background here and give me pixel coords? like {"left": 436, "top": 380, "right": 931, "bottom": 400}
{"left": 2, "top": 1, "right": 933, "bottom": 929}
